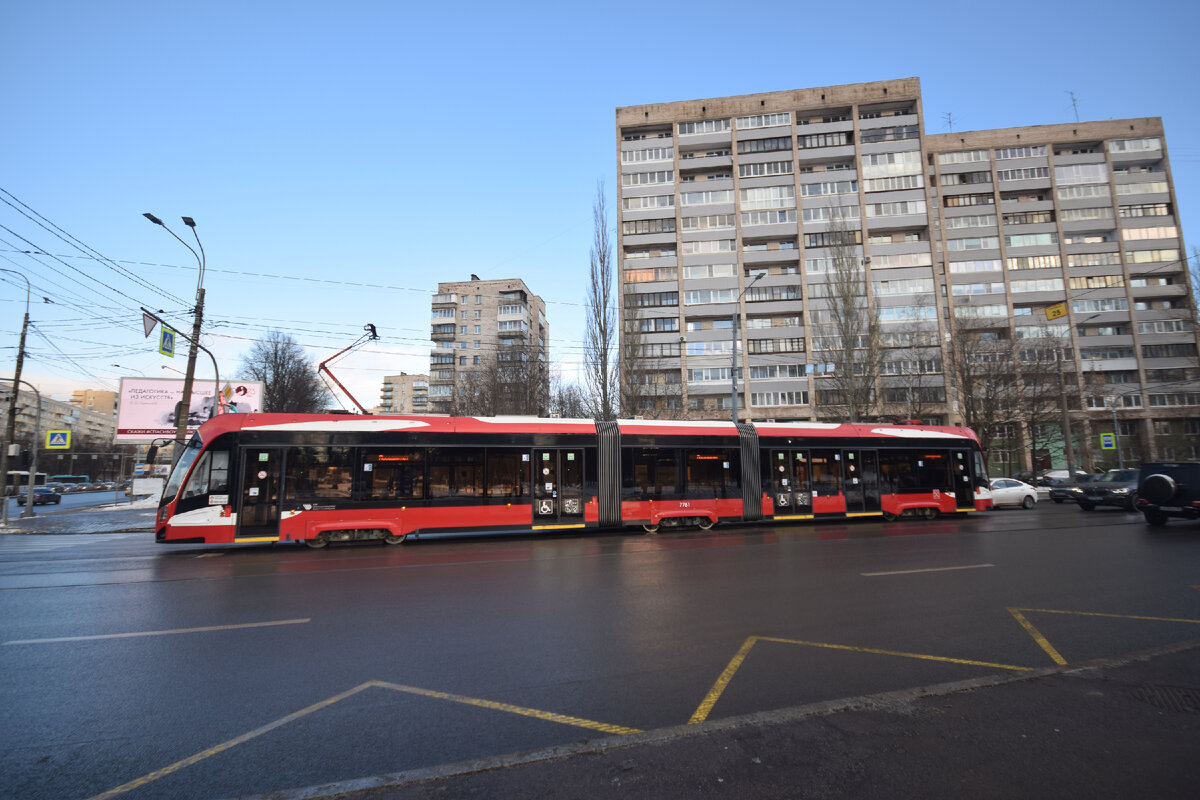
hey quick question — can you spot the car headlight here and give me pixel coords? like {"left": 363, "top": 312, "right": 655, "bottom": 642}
{"left": 1111, "top": 487, "right": 1130, "bottom": 494}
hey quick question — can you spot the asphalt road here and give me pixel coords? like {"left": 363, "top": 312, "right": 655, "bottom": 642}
{"left": 1, "top": 502, "right": 1197, "bottom": 800}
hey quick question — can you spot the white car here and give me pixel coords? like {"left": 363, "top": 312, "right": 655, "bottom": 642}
{"left": 989, "top": 478, "right": 1038, "bottom": 509}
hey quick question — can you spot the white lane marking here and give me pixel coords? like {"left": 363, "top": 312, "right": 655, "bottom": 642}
{"left": 4, "top": 617, "right": 310, "bottom": 645}
{"left": 861, "top": 563, "right": 995, "bottom": 577}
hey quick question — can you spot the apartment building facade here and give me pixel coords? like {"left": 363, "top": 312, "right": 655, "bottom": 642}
{"left": 427, "top": 276, "right": 549, "bottom": 413}
{"left": 616, "top": 78, "right": 1195, "bottom": 470}
{"left": 376, "top": 373, "right": 429, "bottom": 415}
{"left": 2, "top": 387, "right": 117, "bottom": 445}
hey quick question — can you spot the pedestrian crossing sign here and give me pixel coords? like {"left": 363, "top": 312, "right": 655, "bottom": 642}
{"left": 46, "top": 430, "right": 71, "bottom": 449}
{"left": 159, "top": 326, "right": 176, "bottom": 358}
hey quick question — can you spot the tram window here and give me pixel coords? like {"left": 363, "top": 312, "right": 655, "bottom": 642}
{"left": 362, "top": 449, "right": 424, "bottom": 500}
{"left": 181, "top": 450, "right": 229, "bottom": 499}
{"left": 429, "top": 449, "right": 483, "bottom": 498}
{"left": 285, "top": 446, "right": 354, "bottom": 500}
{"left": 809, "top": 451, "right": 841, "bottom": 494}
{"left": 486, "top": 449, "right": 528, "bottom": 498}
{"left": 621, "top": 447, "right": 680, "bottom": 499}
{"left": 914, "top": 452, "right": 952, "bottom": 492}
{"left": 879, "top": 450, "right": 914, "bottom": 492}
{"left": 684, "top": 449, "right": 738, "bottom": 497}
{"left": 973, "top": 451, "right": 989, "bottom": 488}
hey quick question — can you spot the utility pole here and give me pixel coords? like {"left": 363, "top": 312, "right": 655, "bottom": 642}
{"left": 0, "top": 268, "right": 30, "bottom": 524}
{"left": 143, "top": 214, "right": 206, "bottom": 458}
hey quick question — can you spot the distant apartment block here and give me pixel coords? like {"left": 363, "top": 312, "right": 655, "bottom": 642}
{"left": 2, "top": 387, "right": 117, "bottom": 444}
{"left": 377, "top": 373, "right": 429, "bottom": 414}
{"left": 428, "top": 276, "right": 548, "bottom": 412}
{"left": 616, "top": 77, "right": 1194, "bottom": 469}
{"left": 70, "top": 389, "right": 118, "bottom": 416}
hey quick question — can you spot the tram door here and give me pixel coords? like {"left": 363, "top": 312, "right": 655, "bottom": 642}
{"left": 952, "top": 449, "right": 976, "bottom": 510}
{"left": 843, "top": 450, "right": 880, "bottom": 513}
{"left": 237, "top": 448, "right": 281, "bottom": 538}
{"left": 533, "top": 449, "right": 585, "bottom": 524}
{"left": 769, "top": 450, "right": 812, "bottom": 515}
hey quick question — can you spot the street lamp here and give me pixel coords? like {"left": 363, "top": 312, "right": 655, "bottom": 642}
{"left": 111, "top": 363, "right": 145, "bottom": 376}
{"left": 730, "top": 271, "right": 765, "bottom": 425}
{"left": 143, "top": 214, "right": 206, "bottom": 452}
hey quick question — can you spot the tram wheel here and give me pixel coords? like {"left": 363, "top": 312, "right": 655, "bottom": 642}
{"left": 383, "top": 533, "right": 405, "bottom": 545}
{"left": 924, "top": 508, "right": 940, "bottom": 520}
{"left": 696, "top": 517, "right": 714, "bottom": 530}
{"left": 881, "top": 510, "right": 898, "bottom": 522}
{"left": 305, "top": 533, "right": 329, "bottom": 549}
{"left": 642, "top": 523, "right": 660, "bottom": 534}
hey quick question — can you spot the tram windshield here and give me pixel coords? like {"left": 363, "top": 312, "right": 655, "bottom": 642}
{"left": 162, "top": 435, "right": 203, "bottom": 503}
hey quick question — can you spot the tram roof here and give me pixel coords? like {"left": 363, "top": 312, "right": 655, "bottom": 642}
{"left": 193, "top": 413, "right": 977, "bottom": 444}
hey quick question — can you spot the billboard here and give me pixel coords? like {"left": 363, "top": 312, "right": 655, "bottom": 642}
{"left": 116, "top": 378, "right": 265, "bottom": 443}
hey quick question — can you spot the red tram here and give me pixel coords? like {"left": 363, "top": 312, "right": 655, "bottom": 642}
{"left": 155, "top": 414, "right": 993, "bottom": 548}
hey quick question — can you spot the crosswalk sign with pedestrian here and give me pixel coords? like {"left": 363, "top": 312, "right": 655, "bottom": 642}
{"left": 46, "top": 430, "right": 71, "bottom": 449}
{"left": 159, "top": 326, "right": 176, "bottom": 357}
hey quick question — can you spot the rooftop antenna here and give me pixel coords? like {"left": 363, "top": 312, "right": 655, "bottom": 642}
{"left": 1066, "top": 91, "right": 1079, "bottom": 123}
{"left": 942, "top": 112, "right": 954, "bottom": 133}
{"left": 318, "top": 323, "right": 380, "bottom": 414}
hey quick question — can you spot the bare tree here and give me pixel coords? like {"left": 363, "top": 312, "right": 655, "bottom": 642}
{"left": 549, "top": 372, "right": 589, "bottom": 418}
{"left": 945, "top": 311, "right": 1022, "bottom": 467}
{"left": 238, "top": 331, "right": 330, "bottom": 413}
{"left": 811, "top": 213, "right": 880, "bottom": 422}
{"left": 618, "top": 283, "right": 686, "bottom": 419}
{"left": 583, "top": 181, "right": 618, "bottom": 420}
{"left": 444, "top": 341, "right": 548, "bottom": 417}
{"left": 879, "top": 324, "right": 943, "bottom": 422}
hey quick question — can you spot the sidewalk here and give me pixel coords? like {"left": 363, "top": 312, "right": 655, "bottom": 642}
{"left": 258, "top": 640, "right": 1200, "bottom": 800}
{"left": 0, "top": 499, "right": 157, "bottom": 535}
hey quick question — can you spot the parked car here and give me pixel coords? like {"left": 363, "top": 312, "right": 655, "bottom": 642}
{"left": 12, "top": 487, "right": 62, "bottom": 505}
{"left": 1011, "top": 470, "right": 1037, "bottom": 485}
{"left": 989, "top": 478, "right": 1038, "bottom": 509}
{"left": 1077, "top": 469, "right": 1141, "bottom": 511}
{"left": 1049, "top": 474, "right": 1097, "bottom": 504}
{"left": 1136, "top": 462, "right": 1200, "bottom": 526}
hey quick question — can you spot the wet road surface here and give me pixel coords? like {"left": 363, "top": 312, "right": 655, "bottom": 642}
{"left": 1, "top": 502, "right": 1197, "bottom": 799}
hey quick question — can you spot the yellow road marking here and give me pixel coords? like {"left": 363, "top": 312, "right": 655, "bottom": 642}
{"left": 688, "top": 635, "right": 1030, "bottom": 724}
{"left": 1007, "top": 608, "right": 1068, "bottom": 665}
{"left": 369, "top": 680, "right": 641, "bottom": 735}
{"left": 755, "top": 636, "right": 1032, "bottom": 672}
{"left": 1007, "top": 606, "right": 1200, "bottom": 667}
{"left": 89, "top": 680, "right": 639, "bottom": 799}
{"left": 863, "top": 563, "right": 994, "bottom": 577}
{"left": 4, "top": 618, "right": 310, "bottom": 646}
{"left": 689, "top": 636, "right": 757, "bottom": 724}
{"left": 1012, "top": 607, "right": 1200, "bottom": 625}
{"left": 87, "top": 682, "right": 376, "bottom": 800}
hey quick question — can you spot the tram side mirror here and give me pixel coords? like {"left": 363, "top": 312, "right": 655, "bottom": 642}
{"left": 146, "top": 445, "right": 158, "bottom": 464}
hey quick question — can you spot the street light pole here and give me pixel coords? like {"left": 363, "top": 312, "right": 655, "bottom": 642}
{"left": 0, "top": 268, "right": 30, "bottom": 518}
{"left": 730, "top": 272, "right": 764, "bottom": 425}
{"left": 143, "top": 214, "right": 206, "bottom": 454}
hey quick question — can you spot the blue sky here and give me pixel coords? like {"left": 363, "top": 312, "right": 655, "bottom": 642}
{"left": 2, "top": 0, "right": 1198, "bottom": 405}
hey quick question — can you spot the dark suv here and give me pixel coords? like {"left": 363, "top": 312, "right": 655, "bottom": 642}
{"left": 1077, "top": 469, "right": 1141, "bottom": 511}
{"left": 1136, "top": 462, "right": 1200, "bottom": 526}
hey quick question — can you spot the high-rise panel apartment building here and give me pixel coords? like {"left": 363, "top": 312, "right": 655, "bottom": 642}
{"left": 376, "top": 373, "right": 428, "bottom": 415}
{"left": 616, "top": 78, "right": 1194, "bottom": 470}
{"left": 427, "top": 276, "right": 548, "bottom": 413}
